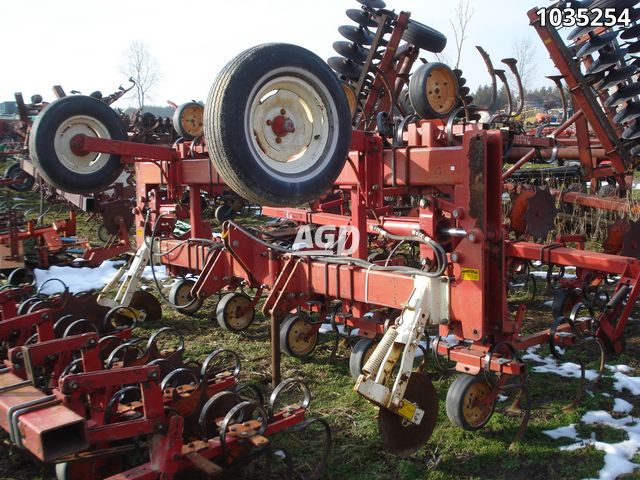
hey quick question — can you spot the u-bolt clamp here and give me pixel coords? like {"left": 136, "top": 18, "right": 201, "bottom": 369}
{"left": 502, "top": 58, "right": 525, "bottom": 117}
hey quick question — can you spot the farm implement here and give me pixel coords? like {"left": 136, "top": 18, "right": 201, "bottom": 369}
{"left": 0, "top": 279, "right": 327, "bottom": 479}
{"left": 2, "top": 0, "right": 639, "bottom": 472}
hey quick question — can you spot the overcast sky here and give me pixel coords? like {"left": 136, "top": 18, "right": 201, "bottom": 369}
{"left": 1, "top": 0, "right": 556, "bottom": 108}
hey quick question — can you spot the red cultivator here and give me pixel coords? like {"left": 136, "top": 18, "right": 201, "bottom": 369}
{"left": 2, "top": 0, "right": 639, "bottom": 473}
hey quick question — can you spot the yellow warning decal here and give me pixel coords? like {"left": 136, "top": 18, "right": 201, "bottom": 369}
{"left": 397, "top": 400, "right": 417, "bottom": 422}
{"left": 461, "top": 268, "right": 480, "bottom": 281}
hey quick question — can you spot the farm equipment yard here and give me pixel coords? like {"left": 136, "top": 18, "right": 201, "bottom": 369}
{"left": 1, "top": 0, "right": 640, "bottom": 479}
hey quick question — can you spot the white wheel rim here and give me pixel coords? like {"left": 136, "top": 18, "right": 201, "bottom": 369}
{"left": 53, "top": 115, "right": 112, "bottom": 175}
{"left": 245, "top": 68, "right": 339, "bottom": 182}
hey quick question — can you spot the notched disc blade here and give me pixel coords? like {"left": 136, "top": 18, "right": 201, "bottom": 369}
{"left": 378, "top": 372, "right": 439, "bottom": 457}
{"left": 333, "top": 40, "right": 369, "bottom": 62}
{"left": 328, "top": 57, "right": 363, "bottom": 79}
{"left": 614, "top": 102, "right": 640, "bottom": 124}
{"left": 576, "top": 30, "right": 619, "bottom": 57}
{"left": 605, "top": 82, "right": 640, "bottom": 107}
{"left": 346, "top": 8, "right": 378, "bottom": 28}
{"left": 339, "top": 25, "right": 375, "bottom": 45}
{"left": 621, "top": 23, "right": 640, "bottom": 40}
{"left": 597, "top": 64, "right": 638, "bottom": 90}
{"left": 622, "top": 124, "right": 640, "bottom": 140}
{"left": 586, "top": 48, "right": 628, "bottom": 75}
{"left": 627, "top": 39, "right": 640, "bottom": 54}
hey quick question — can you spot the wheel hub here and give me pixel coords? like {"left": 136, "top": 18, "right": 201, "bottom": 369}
{"left": 54, "top": 115, "right": 111, "bottom": 175}
{"left": 269, "top": 113, "right": 296, "bottom": 138}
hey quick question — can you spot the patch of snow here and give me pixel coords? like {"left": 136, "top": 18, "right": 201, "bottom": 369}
{"left": 543, "top": 424, "right": 580, "bottom": 440}
{"left": 523, "top": 346, "right": 599, "bottom": 381}
{"left": 611, "top": 371, "right": 640, "bottom": 396}
{"left": 141, "top": 265, "right": 169, "bottom": 282}
{"left": 613, "top": 398, "right": 634, "bottom": 414}
{"left": 35, "top": 261, "right": 123, "bottom": 294}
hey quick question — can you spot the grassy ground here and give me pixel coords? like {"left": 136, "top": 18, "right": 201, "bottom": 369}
{"left": 0, "top": 178, "right": 639, "bottom": 479}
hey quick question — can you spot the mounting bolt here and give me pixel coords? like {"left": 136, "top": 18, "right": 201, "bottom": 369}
{"left": 266, "top": 119, "right": 272, "bottom": 125}
{"left": 69, "top": 381, "right": 79, "bottom": 390}
{"left": 419, "top": 198, "right": 429, "bottom": 209}
{"left": 232, "top": 240, "right": 240, "bottom": 248}
{"left": 275, "top": 137, "right": 282, "bottom": 144}
{"left": 451, "top": 252, "right": 462, "bottom": 263}
{"left": 452, "top": 208, "right": 464, "bottom": 219}
{"left": 281, "top": 109, "right": 286, "bottom": 115}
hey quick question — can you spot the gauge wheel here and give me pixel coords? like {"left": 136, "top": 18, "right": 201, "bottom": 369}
{"left": 409, "top": 62, "right": 459, "bottom": 119}
{"left": 216, "top": 292, "right": 255, "bottom": 332}
{"left": 169, "top": 278, "right": 203, "bottom": 315}
{"left": 29, "top": 95, "right": 126, "bottom": 194}
{"left": 280, "top": 313, "right": 319, "bottom": 358}
{"left": 204, "top": 43, "right": 352, "bottom": 207}
{"left": 173, "top": 101, "right": 204, "bottom": 139}
{"left": 446, "top": 373, "right": 496, "bottom": 431}
{"left": 349, "top": 337, "right": 378, "bottom": 379}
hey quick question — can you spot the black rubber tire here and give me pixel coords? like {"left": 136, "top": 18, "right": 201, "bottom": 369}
{"left": 409, "top": 62, "right": 459, "bottom": 120}
{"left": 280, "top": 314, "right": 318, "bottom": 358}
{"left": 551, "top": 289, "right": 581, "bottom": 319}
{"left": 349, "top": 337, "right": 377, "bottom": 379}
{"left": 29, "top": 95, "right": 126, "bottom": 194}
{"left": 204, "top": 43, "right": 352, "bottom": 207}
{"left": 3, "top": 162, "right": 19, "bottom": 179}
{"left": 215, "top": 204, "right": 236, "bottom": 224}
{"left": 169, "top": 278, "right": 203, "bottom": 315}
{"left": 402, "top": 20, "right": 447, "bottom": 53}
{"left": 172, "top": 102, "right": 204, "bottom": 139}
{"left": 7, "top": 267, "right": 34, "bottom": 286}
{"left": 4, "top": 163, "right": 34, "bottom": 192}
{"left": 446, "top": 373, "right": 495, "bottom": 431}
{"left": 216, "top": 292, "right": 255, "bottom": 332}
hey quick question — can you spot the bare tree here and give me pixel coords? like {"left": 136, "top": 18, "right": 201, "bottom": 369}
{"left": 121, "top": 40, "right": 160, "bottom": 110}
{"left": 512, "top": 37, "right": 538, "bottom": 95}
{"left": 449, "top": 0, "right": 474, "bottom": 69}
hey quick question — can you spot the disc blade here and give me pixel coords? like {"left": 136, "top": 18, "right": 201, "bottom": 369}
{"left": 346, "top": 8, "right": 378, "bottom": 28}
{"left": 597, "top": 64, "right": 639, "bottom": 90}
{"left": 523, "top": 187, "right": 558, "bottom": 241}
{"left": 605, "top": 82, "right": 640, "bottom": 106}
{"left": 586, "top": 48, "right": 629, "bottom": 75}
{"left": 627, "top": 39, "right": 640, "bottom": 54}
{"left": 129, "top": 290, "right": 162, "bottom": 322}
{"left": 457, "top": 76, "right": 467, "bottom": 87}
{"left": 339, "top": 25, "right": 375, "bottom": 45}
{"left": 378, "top": 372, "right": 438, "bottom": 457}
{"left": 356, "top": 0, "right": 386, "bottom": 9}
{"left": 614, "top": 102, "right": 640, "bottom": 123}
{"left": 333, "top": 40, "right": 369, "bottom": 62}
{"left": 622, "top": 124, "right": 640, "bottom": 140}
{"left": 459, "top": 86, "right": 471, "bottom": 97}
{"left": 328, "top": 57, "right": 363, "bottom": 79}
{"left": 621, "top": 220, "right": 640, "bottom": 259}
{"left": 576, "top": 30, "right": 619, "bottom": 57}
{"left": 621, "top": 23, "right": 640, "bottom": 40}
